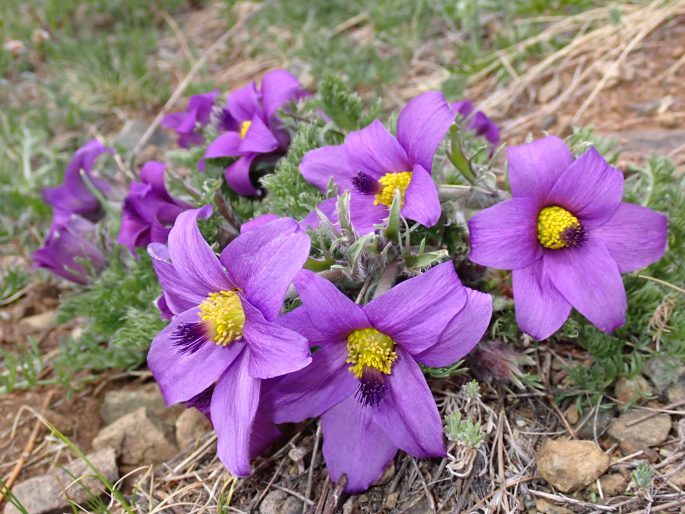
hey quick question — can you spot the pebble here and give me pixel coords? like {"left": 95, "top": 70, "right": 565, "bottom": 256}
{"left": 536, "top": 439, "right": 610, "bottom": 493}
{"left": 590, "top": 473, "right": 628, "bottom": 496}
{"left": 100, "top": 383, "right": 167, "bottom": 425}
{"left": 614, "top": 376, "right": 652, "bottom": 406}
{"left": 608, "top": 410, "right": 672, "bottom": 447}
{"left": 175, "top": 408, "right": 212, "bottom": 450}
{"left": 259, "top": 490, "right": 304, "bottom": 514}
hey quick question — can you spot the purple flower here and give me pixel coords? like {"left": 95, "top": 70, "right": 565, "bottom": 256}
{"left": 117, "top": 161, "right": 192, "bottom": 255}
{"left": 147, "top": 206, "right": 311, "bottom": 475}
{"left": 161, "top": 90, "right": 219, "bottom": 148}
{"left": 468, "top": 136, "right": 668, "bottom": 339}
{"left": 451, "top": 99, "right": 500, "bottom": 148}
{"left": 300, "top": 91, "right": 454, "bottom": 235}
{"left": 204, "top": 70, "right": 308, "bottom": 196}
{"left": 262, "top": 262, "right": 492, "bottom": 492}
{"left": 33, "top": 214, "right": 106, "bottom": 285}
{"left": 42, "top": 139, "right": 114, "bottom": 222}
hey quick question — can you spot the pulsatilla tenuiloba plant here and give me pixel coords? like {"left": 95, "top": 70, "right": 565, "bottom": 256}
{"left": 33, "top": 70, "right": 668, "bottom": 492}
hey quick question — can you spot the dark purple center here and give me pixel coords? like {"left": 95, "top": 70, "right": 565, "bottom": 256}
{"left": 172, "top": 321, "right": 208, "bottom": 355}
{"left": 560, "top": 224, "right": 586, "bottom": 248}
{"left": 351, "top": 171, "right": 381, "bottom": 196}
{"left": 355, "top": 368, "right": 388, "bottom": 407}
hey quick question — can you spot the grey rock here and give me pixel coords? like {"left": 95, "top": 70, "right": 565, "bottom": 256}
{"left": 113, "top": 119, "right": 169, "bottom": 152}
{"left": 100, "top": 383, "right": 167, "bottom": 425}
{"left": 608, "top": 129, "right": 685, "bottom": 164}
{"left": 577, "top": 408, "right": 616, "bottom": 440}
{"left": 590, "top": 473, "right": 628, "bottom": 496}
{"left": 667, "top": 382, "right": 685, "bottom": 404}
{"left": 259, "top": 490, "right": 303, "bottom": 514}
{"left": 537, "top": 439, "right": 610, "bottom": 493}
{"left": 93, "top": 407, "right": 177, "bottom": 465}
{"left": 4, "top": 448, "right": 118, "bottom": 514}
{"left": 615, "top": 376, "right": 652, "bottom": 406}
{"left": 643, "top": 357, "right": 682, "bottom": 393}
{"left": 175, "top": 408, "right": 211, "bottom": 451}
{"left": 608, "top": 410, "right": 672, "bottom": 447}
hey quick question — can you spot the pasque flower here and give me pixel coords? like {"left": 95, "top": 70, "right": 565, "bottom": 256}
{"left": 42, "top": 139, "right": 114, "bottom": 222}
{"left": 468, "top": 136, "right": 667, "bottom": 339}
{"left": 262, "top": 262, "right": 492, "bottom": 492}
{"left": 204, "top": 70, "right": 307, "bottom": 196}
{"left": 147, "top": 206, "right": 311, "bottom": 475}
{"left": 300, "top": 91, "right": 454, "bottom": 235}
{"left": 33, "top": 213, "right": 106, "bottom": 284}
{"left": 162, "top": 90, "right": 219, "bottom": 148}
{"left": 117, "top": 161, "right": 192, "bottom": 254}
{"left": 451, "top": 100, "right": 500, "bottom": 148}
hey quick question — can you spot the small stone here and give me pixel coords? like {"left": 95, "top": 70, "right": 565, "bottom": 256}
{"left": 18, "top": 310, "right": 55, "bottom": 332}
{"left": 590, "top": 473, "right": 628, "bottom": 496}
{"left": 4, "top": 448, "right": 118, "bottom": 514}
{"left": 643, "top": 357, "right": 681, "bottom": 393}
{"left": 175, "top": 408, "right": 211, "bottom": 450}
{"left": 536, "top": 439, "right": 611, "bottom": 493}
{"left": 100, "top": 382, "right": 167, "bottom": 425}
{"left": 615, "top": 376, "right": 652, "bottom": 406}
{"left": 259, "top": 490, "right": 303, "bottom": 514}
{"left": 93, "top": 407, "right": 177, "bottom": 465}
{"left": 563, "top": 404, "right": 579, "bottom": 425}
{"left": 666, "top": 381, "right": 685, "bottom": 404}
{"left": 608, "top": 410, "right": 672, "bottom": 447}
{"left": 534, "top": 498, "right": 574, "bottom": 514}
{"left": 384, "top": 492, "right": 399, "bottom": 510}
{"left": 577, "top": 409, "right": 616, "bottom": 440}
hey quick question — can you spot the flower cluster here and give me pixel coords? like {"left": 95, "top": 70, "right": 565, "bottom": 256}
{"left": 34, "top": 68, "right": 668, "bottom": 493}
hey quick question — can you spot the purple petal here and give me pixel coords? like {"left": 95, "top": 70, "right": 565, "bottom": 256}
{"left": 168, "top": 206, "right": 233, "bottom": 296}
{"left": 261, "top": 69, "right": 306, "bottom": 121}
{"left": 148, "top": 243, "right": 205, "bottom": 316}
{"left": 263, "top": 343, "right": 357, "bottom": 424}
{"left": 507, "top": 136, "right": 573, "bottom": 202}
{"left": 451, "top": 100, "right": 475, "bottom": 118}
{"left": 238, "top": 115, "right": 279, "bottom": 154}
{"left": 240, "top": 213, "right": 281, "bottom": 234}
{"left": 250, "top": 408, "right": 281, "bottom": 459}
{"left": 469, "top": 111, "right": 500, "bottom": 147}
{"left": 224, "top": 155, "right": 258, "bottom": 196}
{"left": 148, "top": 307, "right": 244, "bottom": 405}
{"left": 220, "top": 217, "right": 310, "bottom": 321}
{"left": 242, "top": 299, "right": 311, "bottom": 379}
{"left": 374, "top": 347, "right": 445, "bottom": 458}
{"left": 414, "top": 288, "right": 492, "bottom": 367}
{"left": 321, "top": 394, "right": 398, "bottom": 493}
{"left": 364, "top": 262, "right": 467, "bottom": 355}
{"left": 227, "top": 82, "right": 260, "bottom": 122}
{"left": 300, "top": 144, "right": 355, "bottom": 193}
{"left": 345, "top": 120, "right": 411, "bottom": 177}
{"left": 468, "top": 197, "right": 542, "bottom": 270}
{"left": 211, "top": 352, "right": 260, "bottom": 476}
{"left": 205, "top": 131, "right": 242, "bottom": 159}
{"left": 396, "top": 91, "right": 454, "bottom": 172}
{"left": 512, "top": 258, "right": 572, "bottom": 340}
{"left": 591, "top": 202, "right": 668, "bottom": 272}
{"left": 293, "top": 270, "right": 368, "bottom": 341}
{"left": 187, "top": 89, "right": 219, "bottom": 125}
{"left": 348, "top": 192, "right": 388, "bottom": 236}
{"left": 117, "top": 215, "right": 149, "bottom": 254}
{"left": 401, "top": 163, "right": 440, "bottom": 228}
{"left": 544, "top": 147, "right": 624, "bottom": 230}
{"left": 545, "top": 237, "right": 627, "bottom": 333}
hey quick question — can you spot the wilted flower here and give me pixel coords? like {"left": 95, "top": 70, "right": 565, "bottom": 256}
{"left": 32, "top": 29, "right": 50, "bottom": 44}
{"left": 263, "top": 262, "right": 492, "bottom": 492}
{"left": 451, "top": 100, "right": 500, "bottom": 148}
{"left": 468, "top": 136, "right": 668, "bottom": 339}
{"left": 117, "top": 161, "right": 192, "bottom": 255}
{"left": 203, "top": 70, "right": 307, "bottom": 196}
{"left": 42, "top": 139, "right": 114, "bottom": 222}
{"left": 466, "top": 340, "right": 533, "bottom": 389}
{"left": 33, "top": 214, "right": 106, "bottom": 284}
{"left": 161, "top": 90, "right": 219, "bottom": 148}
{"left": 300, "top": 91, "right": 454, "bottom": 235}
{"left": 4, "top": 39, "right": 25, "bottom": 57}
{"left": 147, "top": 206, "right": 311, "bottom": 476}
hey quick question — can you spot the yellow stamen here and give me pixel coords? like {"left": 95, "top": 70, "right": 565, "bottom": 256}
{"left": 346, "top": 328, "right": 397, "bottom": 378}
{"left": 537, "top": 206, "right": 582, "bottom": 249}
{"left": 198, "top": 290, "right": 245, "bottom": 346}
{"left": 374, "top": 171, "right": 413, "bottom": 207}
{"left": 239, "top": 120, "right": 251, "bottom": 139}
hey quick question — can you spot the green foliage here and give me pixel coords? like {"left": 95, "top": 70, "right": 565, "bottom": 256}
{"left": 0, "top": 337, "right": 45, "bottom": 394}
{"left": 444, "top": 411, "right": 484, "bottom": 449}
{"left": 317, "top": 73, "right": 383, "bottom": 131}
{"left": 258, "top": 124, "right": 325, "bottom": 219}
{"left": 631, "top": 461, "right": 655, "bottom": 491}
{"left": 55, "top": 251, "right": 166, "bottom": 374}
{"left": 0, "top": 265, "right": 29, "bottom": 303}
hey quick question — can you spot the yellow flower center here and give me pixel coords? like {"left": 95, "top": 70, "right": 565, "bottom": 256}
{"left": 239, "top": 120, "right": 251, "bottom": 139}
{"left": 374, "top": 171, "right": 413, "bottom": 207}
{"left": 346, "top": 328, "right": 397, "bottom": 378}
{"left": 537, "top": 206, "right": 583, "bottom": 250}
{"left": 198, "top": 290, "right": 245, "bottom": 346}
